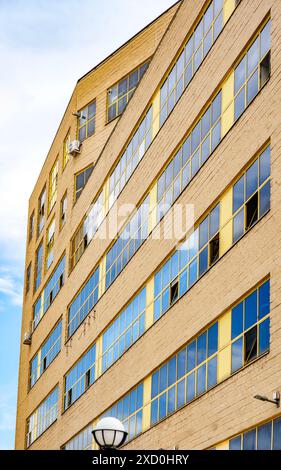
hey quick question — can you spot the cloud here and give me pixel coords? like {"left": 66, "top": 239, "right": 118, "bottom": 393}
{"left": 0, "top": 274, "right": 23, "bottom": 307}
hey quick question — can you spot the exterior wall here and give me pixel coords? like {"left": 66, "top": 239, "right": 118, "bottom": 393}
{"left": 15, "top": 0, "right": 281, "bottom": 452}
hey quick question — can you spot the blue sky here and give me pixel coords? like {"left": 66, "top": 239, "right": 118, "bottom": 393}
{"left": 0, "top": 0, "right": 176, "bottom": 450}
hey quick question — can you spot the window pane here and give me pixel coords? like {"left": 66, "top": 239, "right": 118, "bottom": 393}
{"left": 207, "top": 356, "right": 217, "bottom": 388}
{"left": 257, "top": 422, "right": 272, "bottom": 450}
{"left": 186, "top": 372, "right": 195, "bottom": 402}
{"left": 259, "top": 280, "right": 270, "bottom": 319}
{"left": 197, "top": 332, "right": 207, "bottom": 365}
{"left": 245, "top": 290, "right": 257, "bottom": 330}
{"left": 159, "top": 364, "right": 168, "bottom": 393}
{"left": 199, "top": 246, "right": 208, "bottom": 276}
{"left": 212, "top": 93, "right": 221, "bottom": 125}
{"left": 232, "top": 302, "right": 244, "bottom": 339}
{"left": 235, "top": 86, "right": 245, "bottom": 120}
{"left": 201, "top": 135, "right": 210, "bottom": 163}
{"left": 247, "top": 38, "right": 259, "bottom": 76}
{"left": 197, "top": 364, "right": 206, "bottom": 395}
{"left": 159, "top": 393, "right": 167, "bottom": 420}
{"left": 151, "top": 371, "right": 159, "bottom": 398}
{"left": 199, "top": 217, "right": 209, "bottom": 249}
{"left": 230, "top": 435, "right": 242, "bottom": 450}
{"left": 168, "top": 386, "right": 176, "bottom": 415}
{"left": 151, "top": 399, "right": 158, "bottom": 425}
{"left": 259, "top": 181, "right": 270, "bottom": 217}
{"left": 235, "top": 57, "right": 246, "bottom": 94}
{"left": 273, "top": 417, "right": 281, "bottom": 450}
{"left": 168, "top": 357, "right": 176, "bottom": 386}
{"left": 177, "top": 349, "right": 186, "bottom": 380}
{"left": 261, "top": 20, "right": 271, "bottom": 58}
{"left": 245, "top": 326, "right": 257, "bottom": 363}
{"left": 246, "top": 160, "right": 258, "bottom": 200}
{"left": 187, "top": 341, "right": 196, "bottom": 372}
{"left": 189, "top": 258, "right": 198, "bottom": 286}
{"left": 233, "top": 176, "right": 245, "bottom": 213}
{"left": 177, "top": 379, "right": 185, "bottom": 409}
{"left": 202, "top": 107, "right": 211, "bottom": 138}
{"left": 211, "top": 120, "right": 221, "bottom": 151}
{"left": 210, "top": 204, "right": 220, "bottom": 238}
{"left": 191, "top": 150, "right": 200, "bottom": 177}
{"left": 232, "top": 337, "right": 243, "bottom": 372}
{"left": 244, "top": 429, "right": 256, "bottom": 450}
{"left": 247, "top": 70, "right": 259, "bottom": 105}
{"left": 259, "top": 146, "right": 270, "bottom": 185}
{"left": 259, "top": 317, "right": 270, "bottom": 355}
{"left": 233, "top": 208, "right": 244, "bottom": 243}
{"left": 192, "top": 122, "right": 201, "bottom": 153}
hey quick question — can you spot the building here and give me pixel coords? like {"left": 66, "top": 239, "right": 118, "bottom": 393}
{"left": 15, "top": 0, "right": 281, "bottom": 451}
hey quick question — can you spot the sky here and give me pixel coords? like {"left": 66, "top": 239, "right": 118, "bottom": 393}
{"left": 0, "top": 0, "right": 177, "bottom": 450}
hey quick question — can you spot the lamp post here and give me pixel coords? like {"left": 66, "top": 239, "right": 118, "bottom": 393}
{"left": 92, "top": 417, "right": 128, "bottom": 451}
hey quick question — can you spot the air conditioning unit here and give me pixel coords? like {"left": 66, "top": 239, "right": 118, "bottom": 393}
{"left": 68, "top": 140, "right": 81, "bottom": 156}
{"left": 23, "top": 331, "right": 32, "bottom": 345}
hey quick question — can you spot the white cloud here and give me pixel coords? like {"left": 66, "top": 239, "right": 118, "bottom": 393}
{"left": 0, "top": 274, "right": 23, "bottom": 306}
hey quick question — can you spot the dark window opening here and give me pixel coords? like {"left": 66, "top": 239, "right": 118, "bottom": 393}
{"left": 43, "top": 356, "right": 47, "bottom": 371}
{"left": 67, "top": 389, "right": 72, "bottom": 407}
{"left": 170, "top": 280, "right": 179, "bottom": 305}
{"left": 245, "top": 326, "right": 257, "bottom": 364}
{"left": 260, "top": 52, "right": 271, "bottom": 88}
{"left": 84, "top": 234, "right": 88, "bottom": 250}
{"left": 59, "top": 274, "right": 64, "bottom": 288}
{"left": 246, "top": 192, "right": 258, "bottom": 230}
{"left": 209, "top": 234, "right": 220, "bottom": 266}
{"left": 49, "top": 290, "right": 53, "bottom": 304}
{"left": 85, "top": 370, "right": 91, "bottom": 389}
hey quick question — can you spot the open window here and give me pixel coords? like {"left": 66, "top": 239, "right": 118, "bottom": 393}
{"left": 67, "top": 389, "right": 72, "bottom": 408}
{"left": 260, "top": 52, "right": 271, "bottom": 88}
{"left": 246, "top": 192, "right": 258, "bottom": 230}
{"left": 209, "top": 234, "right": 220, "bottom": 266}
{"left": 245, "top": 326, "right": 257, "bottom": 364}
{"left": 83, "top": 234, "right": 88, "bottom": 250}
{"left": 59, "top": 273, "right": 64, "bottom": 289}
{"left": 42, "top": 356, "right": 47, "bottom": 372}
{"left": 170, "top": 280, "right": 179, "bottom": 305}
{"left": 49, "top": 290, "right": 53, "bottom": 305}
{"left": 85, "top": 370, "right": 91, "bottom": 389}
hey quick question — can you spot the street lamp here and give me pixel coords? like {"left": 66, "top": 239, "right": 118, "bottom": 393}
{"left": 92, "top": 417, "right": 128, "bottom": 450}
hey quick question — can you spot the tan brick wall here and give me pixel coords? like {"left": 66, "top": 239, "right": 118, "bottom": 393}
{"left": 15, "top": 0, "right": 281, "bottom": 451}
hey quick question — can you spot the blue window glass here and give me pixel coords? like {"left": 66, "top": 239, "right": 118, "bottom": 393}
{"left": 154, "top": 298, "right": 161, "bottom": 321}
{"left": 247, "top": 70, "right": 259, "bottom": 104}
{"left": 189, "top": 229, "right": 199, "bottom": 259}
{"left": 199, "top": 247, "right": 208, "bottom": 277}
{"left": 151, "top": 399, "right": 158, "bottom": 425}
{"left": 235, "top": 86, "right": 245, "bottom": 121}
{"left": 233, "top": 208, "right": 244, "bottom": 243}
{"left": 171, "top": 252, "right": 179, "bottom": 280}
{"left": 159, "top": 393, "right": 167, "bottom": 420}
{"left": 197, "top": 332, "right": 207, "bottom": 365}
{"left": 189, "top": 258, "right": 198, "bottom": 286}
{"left": 212, "top": 92, "right": 221, "bottom": 125}
{"left": 233, "top": 176, "right": 245, "bottom": 213}
{"left": 187, "top": 341, "right": 196, "bottom": 372}
{"left": 259, "top": 317, "right": 270, "bottom": 355}
{"left": 186, "top": 372, "right": 195, "bottom": 403}
{"left": 243, "top": 429, "right": 256, "bottom": 450}
{"left": 202, "top": 135, "right": 210, "bottom": 163}
{"left": 261, "top": 20, "right": 271, "bottom": 58}
{"left": 259, "top": 146, "right": 270, "bottom": 185}
{"left": 192, "top": 122, "right": 201, "bottom": 153}
{"left": 177, "top": 349, "right": 186, "bottom": 380}
{"left": 235, "top": 57, "right": 246, "bottom": 94}
{"left": 168, "top": 357, "right": 176, "bottom": 386}
{"left": 245, "top": 290, "right": 257, "bottom": 330}
{"left": 208, "top": 323, "right": 218, "bottom": 356}
{"left": 168, "top": 387, "right": 176, "bottom": 415}
{"left": 162, "top": 288, "right": 170, "bottom": 313}
{"left": 207, "top": 357, "right": 217, "bottom": 389}
{"left": 199, "top": 217, "right": 209, "bottom": 249}
{"left": 273, "top": 417, "right": 281, "bottom": 450}
{"left": 210, "top": 204, "right": 220, "bottom": 238}
{"left": 162, "top": 261, "right": 170, "bottom": 288}
{"left": 191, "top": 150, "right": 200, "bottom": 177}
{"left": 179, "top": 269, "right": 188, "bottom": 297}
{"left": 259, "top": 181, "right": 270, "bottom": 217}
{"left": 159, "top": 364, "right": 167, "bottom": 393}
{"left": 202, "top": 107, "right": 211, "bottom": 139}
{"left": 177, "top": 379, "right": 185, "bottom": 409}
{"left": 179, "top": 242, "right": 189, "bottom": 270}
{"left": 232, "top": 302, "right": 244, "bottom": 339}
{"left": 246, "top": 160, "right": 258, "bottom": 200}
{"left": 229, "top": 435, "right": 242, "bottom": 450}
{"left": 154, "top": 271, "right": 162, "bottom": 297}
{"left": 247, "top": 38, "right": 259, "bottom": 76}
{"left": 197, "top": 364, "right": 206, "bottom": 395}
{"left": 259, "top": 280, "right": 270, "bottom": 319}
{"left": 257, "top": 422, "right": 272, "bottom": 450}
{"left": 151, "top": 371, "right": 159, "bottom": 398}
{"left": 211, "top": 120, "right": 221, "bottom": 151}
{"left": 232, "top": 337, "right": 243, "bottom": 373}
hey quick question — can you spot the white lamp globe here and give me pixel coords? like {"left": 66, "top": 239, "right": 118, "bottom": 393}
{"left": 92, "top": 417, "right": 128, "bottom": 449}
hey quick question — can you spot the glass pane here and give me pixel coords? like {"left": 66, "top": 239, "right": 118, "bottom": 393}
{"left": 247, "top": 38, "right": 259, "bottom": 76}
{"left": 202, "top": 107, "right": 211, "bottom": 139}
{"left": 245, "top": 290, "right": 257, "bottom": 330}
{"left": 244, "top": 429, "right": 256, "bottom": 450}
{"left": 151, "top": 399, "right": 158, "bottom": 425}
{"left": 260, "top": 20, "right": 271, "bottom": 58}
{"left": 207, "top": 356, "right": 217, "bottom": 388}
{"left": 201, "top": 135, "right": 210, "bottom": 163}
{"left": 197, "top": 332, "right": 207, "bottom": 365}
{"left": 211, "top": 120, "right": 221, "bottom": 151}
{"left": 177, "top": 379, "right": 185, "bottom": 409}
{"left": 194, "top": 19, "right": 203, "bottom": 50}
{"left": 259, "top": 146, "right": 270, "bottom": 185}
{"left": 159, "top": 364, "right": 168, "bottom": 392}
{"left": 191, "top": 150, "right": 200, "bottom": 177}
{"left": 187, "top": 341, "right": 196, "bottom": 372}
{"left": 230, "top": 435, "right": 242, "bottom": 450}
{"left": 186, "top": 372, "right": 195, "bottom": 402}
{"left": 247, "top": 69, "right": 259, "bottom": 105}
{"left": 208, "top": 323, "right": 218, "bottom": 356}
{"left": 259, "top": 181, "right": 270, "bottom": 217}
{"left": 214, "top": 12, "right": 223, "bottom": 40}
{"left": 189, "top": 258, "right": 198, "bottom": 286}
{"left": 204, "top": 4, "right": 213, "bottom": 34}
{"left": 257, "top": 422, "right": 272, "bottom": 450}
{"left": 232, "top": 337, "right": 243, "bottom": 372}
{"left": 151, "top": 371, "right": 159, "bottom": 398}
{"left": 197, "top": 364, "right": 206, "bottom": 395}
{"left": 177, "top": 349, "right": 186, "bottom": 380}
{"left": 212, "top": 92, "right": 221, "bottom": 125}
{"left": 192, "top": 122, "right": 201, "bottom": 153}
{"left": 159, "top": 393, "right": 167, "bottom": 420}
{"left": 168, "top": 386, "right": 176, "bottom": 415}
{"left": 259, "top": 280, "right": 270, "bottom": 319}
{"left": 199, "top": 246, "right": 208, "bottom": 276}
{"left": 233, "top": 208, "right": 244, "bottom": 243}
{"left": 168, "top": 356, "right": 176, "bottom": 386}
{"left": 210, "top": 204, "right": 220, "bottom": 238}
{"left": 259, "top": 317, "right": 270, "bottom": 355}
{"left": 232, "top": 302, "right": 244, "bottom": 339}
{"left": 245, "top": 326, "right": 257, "bottom": 363}
{"left": 233, "top": 176, "right": 245, "bottom": 213}
{"left": 235, "top": 57, "right": 246, "bottom": 94}
{"left": 199, "top": 217, "right": 209, "bottom": 249}
{"left": 273, "top": 417, "right": 281, "bottom": 450}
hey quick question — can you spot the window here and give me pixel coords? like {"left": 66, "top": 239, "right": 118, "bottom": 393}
{"left": 233, "top": 145, "right": 270, "bottom": 243}
{"left": 63, "top": 131, "right": 70, "bottom": 169}
{"left": 157, "top": 92, "right": 222, "bottom": 221}
{"left": 105, "top": 196, "right": 150, "bottom": 289}
{"left": 62, "top": 425, "right": 93, "bottom": 450}
{"left": 64, "top": 344, "right": 96, "bottom": 410}
{"left": 107, "top": 61, "right": 150, "bottom": 122}
{"left": 78, "top": 100, "right": 96, "bottom": 141}
{"left": 37, "top": 187, "right": 46, "bottom": 236}
{"left": 70, "top": 190, "right": 104, "bottom": 270}
{"left": 102, "top": 288, "right": 146, "bottom": 372}
{"left": 160, "top": 0, "right": 224, "bottom": 126}
{"left": 231, "top": 280, "right": 270, "bottom": 373}
{"left": 74, "top": 164, "right": 94, "bottom": 202}
{"left": 228, "top": 416, "right": 281, "bottom": 450}
{"left": 33, "top": 256, "right": 65, "bottom": 330}
{"left": 151, "top": 322, "right": 218, "bottom": 426}
{"left": 60, "top": 192, "right": 67, "bottom": 229}
{"left": 100, "top": 383, "right": 143, "bottom": 442}
{"left": 46, "top": 218, "right": 55, "bottom": 270}
{"left": 26, "top": 263, "right": 32, "bottom": 294}
{"left": 35, "top": 242, "right": 43, "bottom": 291}
{"left": 108, "top": 106, "right": 152, "bottom": 209}
{"left": 26, "top": 387, "right": 58, "bottom": 447}
{"left": 67, "top": 266, "right": 99, "bottom": 338}
{"left": 30, "top": 321, "right": 62, "bottom": 387}
{"left": 154, "top": 204, "right": 220, "bottom": 321}
{"left": 48, "top": 159, "right": 59, "bottom": 213}
{"left": 234, "top": 20, "right": 271, "bottom": 121}
{"left": 29, "top": 211, "right": 35, "bottom": 242}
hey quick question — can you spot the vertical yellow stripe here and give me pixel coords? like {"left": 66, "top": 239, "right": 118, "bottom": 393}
{"left": 95, "top": 336, "right": 103, "bottom": 380}
{"left": 37, "top": 350, "right": 41, "bottom": 381}
{"left": 148, "top": 183, "right": 158, "bottom": 234}
{"left": 145, "top": 277, "right": 154, "bottom": 330}
{"left": 142, "top": 376, "right": 152, "bottom": 432}
{"left": 221, "top": 71, "right": 234, "bottom": 138}
{"left": 218, "top": 310, "right": 232, "bottom": 382}
{"left": 103, "top": 178, "right": 110, "bottom": 216}
{"left": 98, "top": 258, "right": 106, "bottom": 298}
{"left": 223, "top": 0, "right": 236, "bottom": 25}
{"left": 219, "top": 187, "right": 233, "bottom": 257}
{"left": 152, "top": 91, "right": 160, "bottom": 139}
